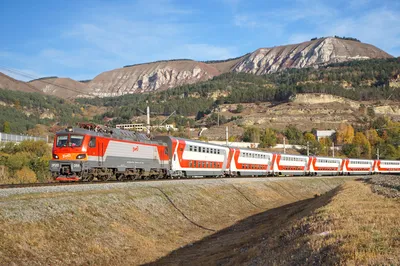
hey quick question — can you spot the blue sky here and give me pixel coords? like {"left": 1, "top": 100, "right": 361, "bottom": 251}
{"left": 1, "top": 0, "right": 399, "bottom": 81}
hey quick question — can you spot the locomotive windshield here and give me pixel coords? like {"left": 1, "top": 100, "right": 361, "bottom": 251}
{"left": 56, "top": 134, "right": 84, "bottom": 147}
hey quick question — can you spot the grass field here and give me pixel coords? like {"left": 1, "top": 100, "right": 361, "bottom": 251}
{"left": 0, "top": 178, "right": 346, "bottom": 265}
{"left": 152, "top": 179, "right": 400, "bottom": 265}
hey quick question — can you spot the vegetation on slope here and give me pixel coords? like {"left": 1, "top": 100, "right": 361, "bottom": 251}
{"left": 0, "top": 140, "right": 52, "bottom": 183}
{"left": 0, "top": 89, "right": 84, "bottom": 134}
{"left": 77, "top": 57, "right": 400, "bottom": 125}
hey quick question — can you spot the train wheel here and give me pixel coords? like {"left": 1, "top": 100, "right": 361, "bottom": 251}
{"left": 116, "top": 173, "right": 126, "bottom": 181}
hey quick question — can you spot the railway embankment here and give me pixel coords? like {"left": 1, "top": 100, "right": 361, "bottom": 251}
{"left": 152, "top": 176, "right": 400, "bottom": 266}
{"left": 0, "top": 177, "right": 347, "bottom": 265}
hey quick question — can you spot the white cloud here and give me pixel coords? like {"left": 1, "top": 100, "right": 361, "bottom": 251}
{"left": 232, "top": 1, "right": 400, "bottom": 56}
{"left": 234, "top": 15, "right": 258, "bottom": 28}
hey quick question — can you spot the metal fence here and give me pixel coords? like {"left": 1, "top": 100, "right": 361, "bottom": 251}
{"left": 0, "top": 133, "right": 47, "bottom": 143}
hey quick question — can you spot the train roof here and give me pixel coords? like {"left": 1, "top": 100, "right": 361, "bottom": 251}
{"left": 55, "top": 126, "right": 165, "bottom": 145}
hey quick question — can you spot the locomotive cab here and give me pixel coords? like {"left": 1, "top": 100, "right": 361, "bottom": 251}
{"left": 50, "top": 127, "right": 90, "bottom": 181}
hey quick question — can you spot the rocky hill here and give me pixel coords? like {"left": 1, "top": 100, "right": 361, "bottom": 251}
{"left": 87, "top": 60, "right": 221, "bottom": 97}
{"left": 0, "top": 37, "right": 393, "bottom": 98}
{"left": 232, "top": 37, "right": 392, "bottom": 74}
{"left": 85, "top": 37, "right": 391, "bottom": 97}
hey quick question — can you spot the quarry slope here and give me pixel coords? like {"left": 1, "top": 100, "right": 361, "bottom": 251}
{"left": 232, "top": 37, "right": 392, "bottom": 75}
{"left": 0, "top": 177, "right": 347, "bottom": 265}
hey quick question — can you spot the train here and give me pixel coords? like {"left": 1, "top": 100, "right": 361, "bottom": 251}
{"left": 49, "top": 125, "right": 400, "bottom": 181}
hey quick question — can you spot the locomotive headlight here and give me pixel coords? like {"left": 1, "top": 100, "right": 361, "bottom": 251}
{"left": 76, "top": 154, "right": 87, "bottom": 159}
{"left": 53, "top": 154, "right": 59, "bottom": 159}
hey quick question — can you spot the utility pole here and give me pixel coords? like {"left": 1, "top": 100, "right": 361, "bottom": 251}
{"left": 283, "top": 137, "right": 286, "bottom": 154}
{"left": 307, "top": 141, "right": 309, "bottom": 156}
{"left": 226, "top": 126, "right": 229, "bottom": 146}
{"left": 332, "top": 142, "right": 335, "bottom": 157}
{"left": 146, "top": 101, "right": 150, "bottom": 136}
{"left": 187, "top": 121, "right": 190, "bottom": 139}
{"left": 377, "top": 148, "right": 380, "bottom": 160}
{"left": 217, "top": 113, "right": 220, "bottom": 127}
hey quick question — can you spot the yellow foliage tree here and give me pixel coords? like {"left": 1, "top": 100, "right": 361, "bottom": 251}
{"left": 319, "top": 137, "right": 332, "bottom": 156}
{"left": 304, "top": 132, "right": 316, "bottom": 142}
{"left": 336, "top": 123, "right": 354, "bottom": 144}
{"left": 352, "top": 132, "right": 372, "bottom": 158}
{"left": 365, "top": 129, "right": 381, "bottom": 146}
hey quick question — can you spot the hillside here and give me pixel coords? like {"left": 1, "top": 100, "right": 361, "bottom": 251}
{"left": 233, "top": 37, "right": 392, "bottom": 74}
{"left": 79, "top": 57, "right": 400, "bottom": 127}
{"left": 87, "top": 60, "right": 221, "bottom": 97}
{"left": 0, "top": 89, "right": 84, "bottom": 134}
{"left": 0, "top": 37, "right": 393, "bottom": 99}
{"left": 82, "top": 37, "right": 392, "bottom": 97}
{"left": 29, "top": 77, "right": 91, "bottom": 99}
{"left": 0, "top": 72, "right": 42, "bottom": 93}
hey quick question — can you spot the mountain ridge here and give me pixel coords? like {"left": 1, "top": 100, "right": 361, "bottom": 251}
{"left": 2, "top": 37, "right": 393, "bottom": 98}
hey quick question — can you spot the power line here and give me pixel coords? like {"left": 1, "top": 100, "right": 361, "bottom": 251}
{"left": 0, "top": 65, "right": 94, "bottom": 97}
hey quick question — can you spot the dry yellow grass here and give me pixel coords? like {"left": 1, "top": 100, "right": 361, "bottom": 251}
{"left": 151, "top": 180, "right": 399, "bottom": 265}
{"left": 0, "top": 178, "right": 346, "bottom": 265}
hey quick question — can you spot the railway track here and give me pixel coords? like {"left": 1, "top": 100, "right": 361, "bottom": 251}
{"left": 0, "top": 175, "right": 370, "bottom": 190}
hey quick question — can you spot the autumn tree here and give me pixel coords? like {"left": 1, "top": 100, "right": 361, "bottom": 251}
{"left": 343, "top": 132, "right": 371, "bottom": 158}
{"left": 336, "top": 123, "right": 354, "bottom": 144}
{"left": 365, "top": 129, "right": 381, "bottom": 146}
{"left": 303, "top": 132, "right": 321, "bottom": 155}
{"left": 319, "top": 137, "right": 332, "bottom": 156}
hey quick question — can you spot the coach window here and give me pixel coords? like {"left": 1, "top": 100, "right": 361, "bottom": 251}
{"left": 189, "top": 161, "right": 192, "bottom": 167}
{"left": 207, "top": 148, "right": 209, "bottom": 153}
{"left": 89, "top": 137, "right": 96, "bottom": 148}
{"left": 189, "top": 146, "right": 192, "bottom": 151}
{"left": 202, "top": 147, "right": 205, "bottom": 153}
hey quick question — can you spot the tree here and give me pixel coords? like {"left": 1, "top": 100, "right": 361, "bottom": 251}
{"left": 284, "top": 125, "right": 303, "bottom": 144}
{"left": 260, "top": 128, "right": 277, "bottom": 148}
{"left": 336, "top": 123, "right": 354, "bottom": 144}
{"left": 235, "top": 104, "right": 244, "bottom": 113}
{"left": 319, "top": 137, "right": 332, "bottom": 156}
{"left": 303, "top": 132, "right": 320, "bottom": 155}
{"left": 365, "top": 129, "right": 381, "bottom": 146}
{"left": 348, "top": 132, "right": 372, "bottom": 158}
{"left": 3, "top": 121, "right": 11, "bottom": 133}
{"left": 242, "top": 127, "right": 261, "bottom": 143}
